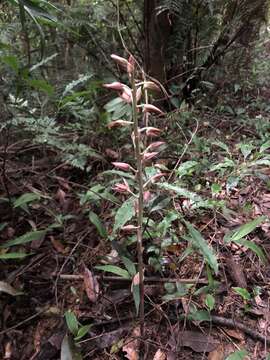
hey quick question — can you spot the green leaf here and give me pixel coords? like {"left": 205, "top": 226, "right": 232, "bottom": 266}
{"left": 113, "top": 197, "right": 135, "bottom": 232}
{"left": 64, "top": 311, "right": 79, "bottom": 336}
{"left": 205, "top": 294, "right": 215, "bottom": 311}
{"left": 213, "top": 141, "right": 230, "bottom": 154}
{"left": 1, "top": 55, "right": 19, "bottom": 73}
{"left": 122, "top": 256, "right": 136, "bottom": 276}
{"left": 89, "top": 211, "right": 107, "bottom": 238}
{"left": 232, "top": 287, "right": 251, "bottom": 301}
{"left": 60, "top": 334, "right": 82, "bottom": 360}
{"left": 225, "top": 349, "right": 248, "bottom": 360}
{"left": 176, "top": 161, "right": 198, "bottom": 178}
{"left": 0, "top": 222, "right": 8, "bottom": 232}
{"left": 74, "top": 324, "right": 91, "bottom": 341}
{"left": 224, "top": 216, "right": 266, "bottom": 243}
{"left": 211, "top": 183, "right": 221, "bottom": 194}
{"left": 132, "top": 283, "right": 140, "bottom": 315}
{"left": 1, "top": 230, "right": 47, "bottom": 248}
{"left": 27, "top": 79, "right": 54, "bottom": 95}
{"left": 95, "top": 265, "right": 131, "bottom": 279}
{"left": 260, "top": 140, "right": 270, "bottom": 153}
{"left": 184, "top": 221, "right": 218, "bottom": 274}
{"left": 0, "top": 252, "right": 30, "bottom": 259}
{"left": 237, "top": 239, "right": 266, "bottom": 263}
{"left": 188, "top": 310, "right": 211, "bottom": 322}
{"left": 157, "top": 183, "right": 202, "bottom": 202}
{"left": 13, "top": 192, "right": 41, "bottom": 208}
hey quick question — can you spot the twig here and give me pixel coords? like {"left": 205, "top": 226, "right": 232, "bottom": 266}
{"left": 210, "top": 315, "right": 270, "bottom": 345}
{"left": 0, "top": 308, "right": 47, "bottom": 335}
{"left": 52, "top": 273, "right": 208, "bottom": 284}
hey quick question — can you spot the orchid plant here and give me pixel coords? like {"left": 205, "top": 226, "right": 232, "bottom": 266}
{"left": 103, "top": 54, "right": 165, "bottom": 335}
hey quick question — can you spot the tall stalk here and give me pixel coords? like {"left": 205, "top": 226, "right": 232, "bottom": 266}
{"left": 130, "top": 69, "right": 145, "bottom": 337}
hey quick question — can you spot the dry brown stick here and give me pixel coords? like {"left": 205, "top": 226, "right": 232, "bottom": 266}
{"left": 210, "top": 315, "right": 270, "bottom": 345}
{"left": 52, "top": 273, "right": 208, "bottom": 284}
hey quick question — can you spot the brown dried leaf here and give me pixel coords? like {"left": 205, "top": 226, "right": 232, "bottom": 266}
{"left": 0, "top": 281, "right": 23, "bottom": 296}
{"left": 153, "top": 349, "right": 166, "bottom": 360}
{"left": 4, "top": 341, "right": 12, "bottom": 359}
{"left": 123, "top": 327, "right": 140, "bottom": 360}
{"left": 50, "top": 236, "right": 67, "bottom": 254}
{"left": 208, "top": 344, "right": 224, "bottom": 360}
{"left": 170, "top": 331, "right": 219, "bottom": 353}
{"left": 226, "top": 256, "right": 247, "bottom": 288}
{"left": 83, "top": 267, "right": 99, "bottom": 303}
{"left": 224, "top": 328, "right": 245, "bottom": 341}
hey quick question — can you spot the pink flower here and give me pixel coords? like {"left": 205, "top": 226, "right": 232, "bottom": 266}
{"left": 108, "top": 120, "right": 133, "bottom": 129}
{"left": 112, "top": 182, "right": 130, "bottom": 193}
{"left": 121, "top": 224, "right": 138, "bottom": 232}
{"left": 143, "top": 81, "right": 161, "bottom": 92}
{"left": 103, "top": 82, "right": 124, "bottom": 91}
{"left": 149, "top": 173, "right": 167, "bottom": 182}
{"left": 120, "top": 86, "right": 132, "bottom": 103}
{"left": 145, "top": 127, "right": 162, "bottom": 137}
{"left": 127, "top": 55, "right": 135, "bottom": 74}
{"left": 111, "top": 54, "right": 128, "bottom": 68}
{"left": 143, "top": 104, "right": 164, "bottom": 116}
{"left": 112, "top": 162, "right": 131, "bottom": 171}
{"left": 143, "top": 152, "right": 158, "bottom": 161}
{"left": 143, "top": 191, "right": 152, "bottom": 202}
{"left": 146, "top": 141, "right": 165, "bottom": 151}
{"left": 136, "top": 87, "right": 142, "bottom": 102}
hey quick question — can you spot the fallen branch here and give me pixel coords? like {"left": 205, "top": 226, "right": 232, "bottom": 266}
{"left": 51, "top": 273, "right": 208, "bottom": 284}
{"left": 211, "top": 315, "right": 270, "bottom": 345}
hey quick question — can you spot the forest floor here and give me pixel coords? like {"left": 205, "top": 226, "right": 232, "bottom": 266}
{"left": 1, "top": 46, "right": 270, "bottom": 360}
{"left": 0, "top": 88, "right": 270, "bottom": 360}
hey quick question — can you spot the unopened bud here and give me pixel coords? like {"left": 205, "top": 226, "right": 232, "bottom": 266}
{"left": 127, "top": 55, "right": 135, "bottom": 74}
{"left": 112, "top": 162, "right": 131, "bottom": 171}
{"left": 108, "top": 120, "right": 133, "bottom": 129}
{"left": 146, "top": 141, "right": 165, "bottom": 151}
{"left": 136, "top": 87, "right": 142, "bottom": 102}
{"left": 143, "top": 152, "right": 158, "bottom": 161}
{"left": 120, "top": 86, "right": 132, "bottom": 103}
{"left": 112, "top": 182, "right": 130, "bottom": 193}
{"left": 103, "top": 82, "right": 124, "bottom": 91}
{"left": 143, "top": 191, "right": 152, "bottom": 202}
{"left": 121, "top": 224, "right": 138, "bottom": 232}
{"left": 144, "top": 127, "right": 162, "bottom": 137}
{"left": 143, "top": 104, "right": 165, "bottom": 116}
{"left": 143, "top": 81, "right": 161, "bottom": 92}
{"left": 111, "top": 54, "right": 128, "bottom": 69}
{"left": 149, "top": 173, "right": 167, "bottom": 182}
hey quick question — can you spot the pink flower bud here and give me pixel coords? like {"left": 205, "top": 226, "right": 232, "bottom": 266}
{"left": 127, "top": 55, "right": 135, "bottom": 74}
{"left": 149, "top": 173, "right": 167, "bottom": 182}
{"left": 108, "top": 120, "right": 133, "bottom": 129}
{"left": 143, "top": 152, "right": 158, "bottom": 161}
{"left": 112, "top": 183, "right": 130, "bottom": 193}
{"left": 121, "top": 224, "right": 138, "bottom": 232}
{"left": 134, "top": 199, "right": 139, "bottom": 214}
{"left": 136, "top": 87, "right": 142, "bottom": 102}
{"left": 120, "top": 86, "right": 132, "bottom": 103}
{"left": 143, "top": 81, "right": 161, "bottom": 92}
{"left": 112, "top": 162, "right": 131, "bottom": 171}
{"left": 145, "top": 127, "right": 162, "bottom": 137}
{"left": 147, "top": 141, "right": 165, "bottom": 151}
{"left": 111, "top": 54, "right": 128, "bottom": 68}
{"left": 143, "top": 104, "right": 165, "bottom": 115}
{"left": 103, "top": 82, "right": 124, "bottom": 91}
{"left": 143, "top": 191, "right": 152, "bottom": 202}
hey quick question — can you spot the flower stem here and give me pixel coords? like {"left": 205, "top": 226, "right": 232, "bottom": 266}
{"left": 130, "top": 72, "right": 145, "bottom": 337}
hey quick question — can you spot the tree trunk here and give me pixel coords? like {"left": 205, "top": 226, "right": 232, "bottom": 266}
{"left": 143, "top": 0, "right": 172, "bottom": 83}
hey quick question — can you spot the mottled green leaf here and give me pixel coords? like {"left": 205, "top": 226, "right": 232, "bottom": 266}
{"left": 95, "top": 265, "right": 130, "bottom": 279}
